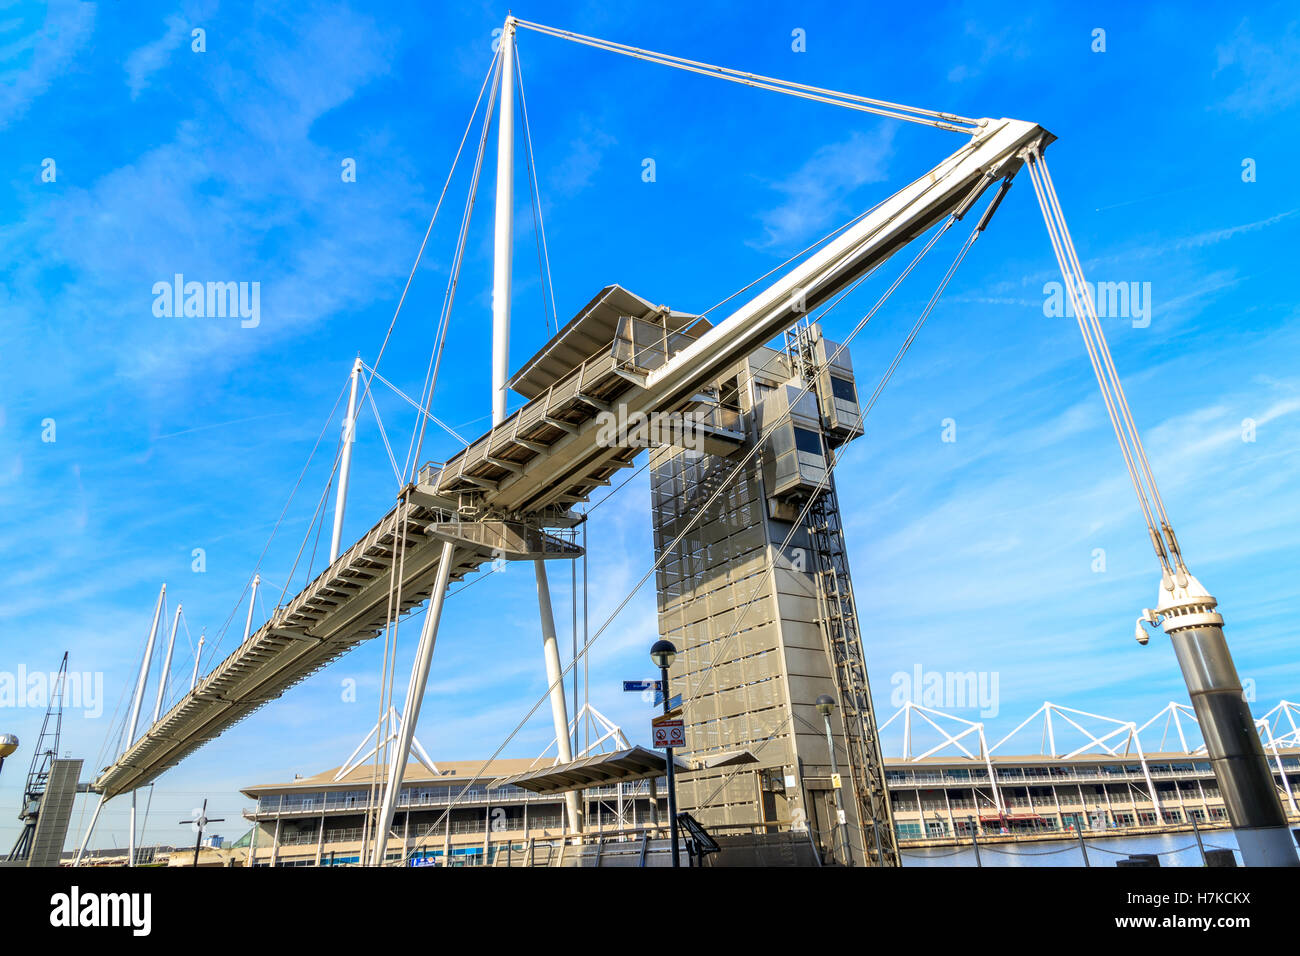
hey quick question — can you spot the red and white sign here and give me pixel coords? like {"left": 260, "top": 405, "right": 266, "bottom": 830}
{"left": 651, "top": 718, "right": 685, "bottom": 749}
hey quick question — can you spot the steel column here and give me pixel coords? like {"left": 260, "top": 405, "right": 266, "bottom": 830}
{"left": 1169, "top": 624, "right": 1297, "bottom": 865}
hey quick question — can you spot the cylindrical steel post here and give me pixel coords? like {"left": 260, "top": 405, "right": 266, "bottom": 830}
{"left": 1169, "top": 623, "right": 1297, "bottom": 866}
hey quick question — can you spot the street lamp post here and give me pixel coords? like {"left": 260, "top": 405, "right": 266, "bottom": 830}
{"left": 650, "top": 640, "right": 680, "bottom": 868}
{"left": 816, "top": 694, "right": 854, "bottom": 866}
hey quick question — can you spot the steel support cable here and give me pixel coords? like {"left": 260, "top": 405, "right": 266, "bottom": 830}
{"left": 515, "top": 42, "right": 559, "bottom": 336}
{"left": 1025, "top": 154, "right": 1172, "bottom": 575}
{"left": 512, "top": 18, "right": 981, "bottom": 133}
{"left": 351, "top": 54, "right": 501, "bottom": 853}
{"left": 361, "top": 361, "right": 467, "bottom": 445}
{"left": 301, "top": 466, "right": 335, "bottom": 588}
{"left": 1037, "top": 171, "right": 1170, "bottom": 573}
{"left": 397, "top": 204, "right": 969, "bottom": 865}
{"left": 1028, "top": 156, "right": 1161, "bottom": 562}
{"left": 362, "top": 386, "right": 404, "bottom": 487}
{"left": 365, "top": 64, "right": 503, "bottom": 853}
{"left": 368, "top": 56, "right": 504, "bottom": 864}
{"left": 1033, "top": 159, "right": 1166, "bottom": 569}
{"left": 1036, "top": 154, "right": 1184, "bottom": 569}
{"left": 353, "top": 46, "right": 500, "bottom": 476}
{"left": 405, "top": 53, "right": 502, "bottom": 481}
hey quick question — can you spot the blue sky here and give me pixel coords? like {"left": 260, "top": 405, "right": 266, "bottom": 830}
{"left": 2, "top": 0, "right": 1298, "bottom": 851}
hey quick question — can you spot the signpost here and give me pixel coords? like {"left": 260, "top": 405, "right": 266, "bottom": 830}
{"left": 624, "top": 681, "right": 678, "bottom": 707}
{"left": 651, "top": 717, "right": 685, "bottom": 749}
{"left": 622, "top": 680, "right": 662, "bottom": 693}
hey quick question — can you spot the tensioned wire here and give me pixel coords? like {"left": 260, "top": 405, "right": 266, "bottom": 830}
{"left": 512, "top": 18, "right": 981, "bottom": 133}
{"left": 1026, "top": 150, "right": 1180, "bottom": 576}
{"left": 366, "top": 48, "right": 505, "bottom": 859}
{"left": 188, "top": 47, "right": 503, "bottom": 691}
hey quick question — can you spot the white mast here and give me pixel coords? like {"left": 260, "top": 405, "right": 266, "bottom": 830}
{"left": 190, "top": 630, "right": 205, "bottom": 691}
{"left": 242, "top": 574, "right": 260, "bottom": 642}
{"left": 126, "top": 582, "right": 165, "bottom": 868}
{"left": 491, "top": 17, "right": 516, "bottom": 425}
{"left": 152, "top": 603, "right": 183, "bottom": 723}
{"left": 126, "top": 583, "right": 166, "bottom": 748}
{"left": 330, "top": 357, "right": 363, "bottom": 564}
{"left": 491, "top": 16, "right": 582, "bottom": 835}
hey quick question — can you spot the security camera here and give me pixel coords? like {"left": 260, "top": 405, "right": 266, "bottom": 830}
{"left": 1134, "top": 618, "right": 1149, "bottom": 646}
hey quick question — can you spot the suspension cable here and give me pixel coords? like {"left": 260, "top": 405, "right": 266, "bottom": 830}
{"left": 369, "top": 49, "right": 506, "bottom": 865}
{"left": 360, "top": 361, "right": 467, "bottom": 445}
{"left": 404, "top": 52, "right": 502, "bottom": 482}
{"left": 515, "top": 42, "right": 559, "bottom": 335}
{"left": 1025, "top": 150, "right": 1176, "bottom": 576}
{"left": 362, "top": 386, "right": 404, "bottom": 487}
{"left": 513, "top": 18, "right": 982, "bottom": 134}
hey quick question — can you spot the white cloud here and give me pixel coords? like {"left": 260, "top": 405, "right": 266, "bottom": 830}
{"left": 752, "top": 126, "right": 896, "bottom": 249}
{"left": 123, "top": 14, "right": 191, "bottom": 99}
{"left": 0, "top": 1, "right": 95, "bottom": 129}
{"left": 1213, "top": 19, "right": 1300, "bottom": 116}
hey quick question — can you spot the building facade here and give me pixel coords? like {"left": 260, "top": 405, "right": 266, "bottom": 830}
{"left": 240, "top": 758, "right": 662, "bottom": 867}
{"left": 887, "top": 749, "right": 1300, "bottom": 842}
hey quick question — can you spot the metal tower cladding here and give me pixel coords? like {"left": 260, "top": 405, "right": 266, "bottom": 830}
{"left": 649, "top": 325, "right": 896, "bottom": 866}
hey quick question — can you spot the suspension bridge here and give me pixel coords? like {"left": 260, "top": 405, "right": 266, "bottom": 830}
{"left": 63, "top": 16, "right": 1297, "bottom": 869}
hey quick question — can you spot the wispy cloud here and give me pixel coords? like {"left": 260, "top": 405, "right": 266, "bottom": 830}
{"left": 123, "top": 13, "right": 192, "bottom": 100}
{"left": 751, "top": 126, "right": 895, "bottom": 249}
{"left": 0, "top": 1, "right": 95, "bottom": 129}
{"left": 1213, "top": 18, "right": 1300, "bottom": 116}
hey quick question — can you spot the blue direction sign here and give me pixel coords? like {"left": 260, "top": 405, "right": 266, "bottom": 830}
{"left": 623, "top": 680, "right": 663, "bottom": 693}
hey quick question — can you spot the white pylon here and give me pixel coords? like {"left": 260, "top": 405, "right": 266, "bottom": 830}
{"left": 330, "top": 357, "right": 363, "bottom": 564}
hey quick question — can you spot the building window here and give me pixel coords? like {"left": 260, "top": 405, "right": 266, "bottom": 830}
{"left": 793, "top": 427, "right": 822, "bottom": 456}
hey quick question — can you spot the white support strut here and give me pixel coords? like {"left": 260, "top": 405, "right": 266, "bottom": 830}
{"left": 536, "top": 561, "right": 583, "bottom": 834}
{"left": 370, "top": 541, "right": 456, "bottom": 866}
